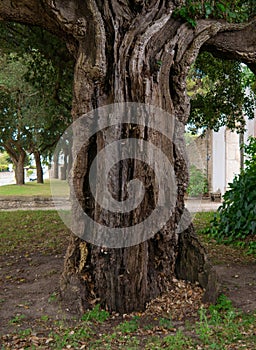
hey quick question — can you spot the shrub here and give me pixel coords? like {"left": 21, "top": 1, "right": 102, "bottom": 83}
{"left": 187, "top": 165, "right": 208, "bottom": 197}
{"left": 207, "top": 137, "right": 256, "bottom": 242}
{"left": 0, "top": 151, "right": 11, "bottom": 172}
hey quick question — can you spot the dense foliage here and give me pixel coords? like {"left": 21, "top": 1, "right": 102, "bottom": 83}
{"left": 207, "top": 137, "right": 256, "bottom": 245}
{"left": 0, "top": 151, "right": 10, "bottom": 171}
{"left": 187, "top": 52, "right": 256, "bottom": 133}
{"left": 187, "top": 165, "right": 208, "bottom": 197}
{"left": 0, "top": 22, "right": 74, "bottom": 181}
{"left": 175, "top": 0, "right": 256, "bottom": 27}
{"left": 0, "top": 22, "right": 74, "bottom": 155}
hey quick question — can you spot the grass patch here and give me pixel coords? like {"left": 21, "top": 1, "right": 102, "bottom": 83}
{"left": 5, "top": 299, "right": 255, "bottom": 349}
{"left": 81, "top": 304, "right": 110, "bottom": 323}
{"left": 0, "top": 210, "right": 69, "bottom": 255}
{"left": 193, "top": 211, "right": 215, "bottom": 231}
{"left": 194, "top": 212, "right": 256, "bottom": 264}
{"left": 56, "top": 300, "right": 256, "bottom": 349}
{"left": 0, "top": 179, "right": 69, "bottom": 197}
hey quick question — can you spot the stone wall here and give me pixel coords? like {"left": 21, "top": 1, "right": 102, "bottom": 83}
{"left": 186, "top": 130, "right": 212, "bottom": 193}
{"left": 0, "top": 197, "right": 70, "bottom": 210}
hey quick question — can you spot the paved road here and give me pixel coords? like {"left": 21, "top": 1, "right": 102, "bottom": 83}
{"left": 185, "top": 198, "right": 221, "bottom": 212}
{"left": 0, "top": 172, "right": 15, "bottom": 186}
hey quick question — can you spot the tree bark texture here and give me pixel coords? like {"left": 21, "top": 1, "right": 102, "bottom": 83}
{"left": 1, "top": 1, "right": 256, "bottom": 313}
{"left": 34, "top": 150, "right": 44, "bottom": 184}
{"left": 14, "top": 151, "right": 26, "bottom": 185}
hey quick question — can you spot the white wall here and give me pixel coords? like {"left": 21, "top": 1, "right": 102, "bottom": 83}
{"left": 244, "top": 112, "right": 256, "bottom": 142}
{"left": 225, "top": 129, "right": 240, "bottom": 190}
{"left": 212, "top": 114, "right": 255, "bottom": 195}
{"left": 212, "top": 126, "right": 226, "bottom": 194}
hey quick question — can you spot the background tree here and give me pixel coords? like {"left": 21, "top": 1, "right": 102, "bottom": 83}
{"left": 0, "top": 0, "right": 256, "bottom": 314}
{"left": 187, "top": 52, "right": 256, "bottom": 133}
{"left": 0, "top": 150, "right": 11, "bottom": 172}
{"left": 0, "top": 24, "right": 74, "bottom": 184}
{"left": 0, "top": 53, "right": 29, "bottom": 184}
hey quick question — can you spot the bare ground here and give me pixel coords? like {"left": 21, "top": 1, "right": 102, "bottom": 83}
{"left": 0, "top": 251, "right": 73, "bottom": 336}
{"left": 1, "top": 242, "right": 256, "bottom": 338}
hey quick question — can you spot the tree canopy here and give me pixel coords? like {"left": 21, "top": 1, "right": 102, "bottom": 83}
{"left": 187, "top": 51, "right": 256, "bottom": 133}
{"left": 0, "top": 22, "right": 74, "bottom": 183}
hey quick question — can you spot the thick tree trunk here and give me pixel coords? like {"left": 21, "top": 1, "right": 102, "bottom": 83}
{"left": 3, "top": 142, "right": 26, "bottom": 185}
{"left": 59, "top": 4, "right": 218, "bottom": 314}
{"left": 14, "top": 151, "right": 26, "bottom": 185}
{"left": 34, "top": 150, "right": 44, "bottom": 184}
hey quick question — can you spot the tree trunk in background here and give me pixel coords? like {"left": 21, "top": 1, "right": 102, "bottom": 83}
{"left": 60, "top": 147, "right": 68, "bottom": 180}
{"left": 34, "top": 150, "right": 44, "bottom": 184}
{"left": 13, "top": 150, "right": 26, "bottom": 185}
{"left": 1, "top": 0, "right": 256, "bottom": 314}
{"left": 52, "top": 152, "right": 59, "bottom": 179}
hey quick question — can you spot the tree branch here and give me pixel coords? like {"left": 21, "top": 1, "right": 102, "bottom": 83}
{"left": 0, "top": 0, "right": 76, "bottom": 49}
{"left": 3, "top": 140, "right": 19, "bottom": 163}
{"left": 203, "top": 18, "right": 256, "bottom": 71}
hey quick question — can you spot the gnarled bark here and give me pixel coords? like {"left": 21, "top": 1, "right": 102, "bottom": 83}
{"left": 1, "top": 1, "right": 256, "bottom": 314}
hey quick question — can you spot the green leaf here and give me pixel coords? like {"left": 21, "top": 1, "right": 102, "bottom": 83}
{"left": 216, "top": 3, "right": 226, "bottom": 13}
{"left": 205, "top": 3, "right": 213, "bottom": 17}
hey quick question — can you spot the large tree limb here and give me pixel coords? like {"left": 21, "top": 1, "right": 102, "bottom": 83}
{"left": 203, "top": 18, "right": 256, "bottom": 71}
{"left": 0, "top": 0, "right": 76, "bottom": 48}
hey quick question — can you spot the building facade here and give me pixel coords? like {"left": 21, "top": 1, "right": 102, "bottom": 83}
{"left": 187, "top": 114, "right": 256, "bottom": 196}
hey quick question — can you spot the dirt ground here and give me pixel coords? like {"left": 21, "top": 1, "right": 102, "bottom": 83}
{"left": 0, "top": 250, "right": 73, "bottom": 336}
{"left": 1, "top": 242, "right": 256, "bottom": 339}
{"left": 215, "top": 264, "right": 256, "bottom": 313}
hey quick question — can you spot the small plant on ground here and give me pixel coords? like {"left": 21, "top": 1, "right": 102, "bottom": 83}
{"left": 8, "top": 314, "right": 26, "bottom": 324}
{"left": 163, "top": 329, "right": 191, "bottom": 349}
{"left": 116, "top": 316, "right": 140, "bottom": 333}
{"left": 48, "top": 292, "right": 58, "bottom": 303}
{"left": 81, "top": 304, "right": 110, "bottom": 323}
{"left": 51, "top": 325, "right": 94, "bottom": 349}
{"left": 159, "top": 317, "right": 173, "bottom": 329}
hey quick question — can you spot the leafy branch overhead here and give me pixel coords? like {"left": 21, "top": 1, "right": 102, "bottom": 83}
{"left": 175, "top": 0, "right": 256, "bottom": 27}
{"left": 181, "top": 2, "right": 256, "bottom": 133}
{"left": 187, "top": 52, "right": 256, "bottom": 133}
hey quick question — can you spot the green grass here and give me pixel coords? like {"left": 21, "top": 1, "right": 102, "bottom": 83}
{"left": 0, "top": 210, "right": 69, "bottom": 255}
{"left": 193, "top": 211, "right": 215, "bottom": 231}
{"left": 0, "top": 179, "right": 69, "bottom": 197}
{"left": 194, "top": 211, "right": 256, "bottom": 263}
{"left": 8, "top": 300, "right": 255, "bottom": 349}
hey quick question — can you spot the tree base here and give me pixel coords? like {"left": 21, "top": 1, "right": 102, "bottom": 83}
{"left": 60, "top": 226, "right": 220, "bottom": 315}
{"left": 175, "top": 226, "right": 220, "bottom": 304}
